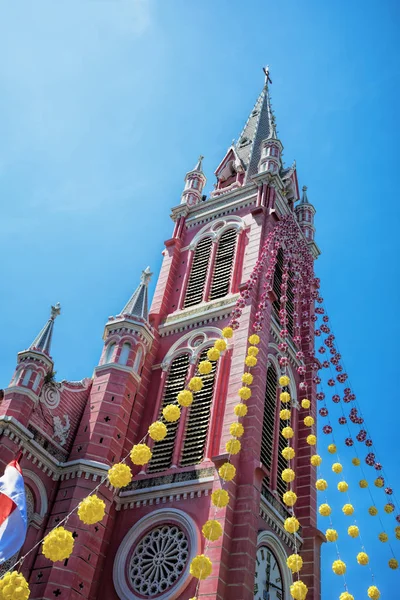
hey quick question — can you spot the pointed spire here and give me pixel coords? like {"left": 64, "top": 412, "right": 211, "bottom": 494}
{"left": 300, "top": 185, "right": 310, "bottom": 204}
{"left": 30, "top": 303, "right": 61, "bottom": 356}
{"left": 121, "top": 267, "right": 152, "bottom": 321}
{"left": 193, "top": 155, "right": 204, "bottom": 173}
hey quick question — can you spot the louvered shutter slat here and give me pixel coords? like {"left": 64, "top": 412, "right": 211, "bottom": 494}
{"left": 183, "top": 238, "right": 212, "bottom": 308}
{"left": 260, "top": 365, "right": 277, "bottom": 489}
{"left": 208, "top": 229, "right": 237, "bottom": 301}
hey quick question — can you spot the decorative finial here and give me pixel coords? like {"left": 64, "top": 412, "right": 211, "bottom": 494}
{"left": 193, "top": 155, "right": 204, "bottom": 172}
{"left": 263, "top": 65, "right": 272, "bottom": 86}
{"left": 50, "top": 303, "right": 61, "bottom": 320}
{"left": 141, "top": 266, "right": 153, "bottom": 286}
{"left": 302, "top": 185, "right": 308, "bottom": 192}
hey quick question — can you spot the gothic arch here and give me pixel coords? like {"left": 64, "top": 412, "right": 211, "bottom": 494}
{"left": 256, "top": 530, "right": 292, "bottom": 599}
{"left": 162, "top": 328, "right": 224, "bottom": 368}
{"left": 188, "top": 216, "right": 245, "bottom": 250}
{"left": 23, "top": 469, "right": 48, "bottom": 517}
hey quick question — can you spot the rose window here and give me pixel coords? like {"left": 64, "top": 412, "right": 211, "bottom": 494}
{"left": 128, "top": 524, "right": 189, "bottom": 597}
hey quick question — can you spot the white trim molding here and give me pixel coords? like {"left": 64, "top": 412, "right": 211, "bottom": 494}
{"left": 113, "top": 508, "right": 200, "bottom": 600}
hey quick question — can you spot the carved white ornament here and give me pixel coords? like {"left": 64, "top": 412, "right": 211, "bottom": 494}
{"left": 41, "top": 383, "right": 61, "bottom": 409}
{"left": 129, "top": 524, "right": 189, "bottom": 597}
{"left": 53, "top": 415, "right": 70, "bottom": 446}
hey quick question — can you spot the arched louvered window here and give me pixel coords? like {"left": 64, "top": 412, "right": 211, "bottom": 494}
{"left": 22, "top": 369, "right": 32, "bottom": 387}
{"left": 183, "top": 238, "right": 213, "bottom": 308}
{"left": 119, "top": 343, "right": 131, "bottom": 365}
{"left": 104, "top": 342, "right": 116, "bottom": 364}
{"left": 133, "top": 346, "right": 143, "bottom": 372}
{"left": 260, "top": 364, "right": 277, "bottom": 490}
{"left": 276, "top": 385, "right": 290, "bottom": 499}
{"left": 272, "top": 248, "right": 294, "bottom": 337}
{"left": 208, "top": 229, "right": 237, "bottom": 301}
{"left": 148, "top": 354, "right": 190, "bottom": 473}
{"left": 180, "top": 348, "right": 218, "bottom": 466}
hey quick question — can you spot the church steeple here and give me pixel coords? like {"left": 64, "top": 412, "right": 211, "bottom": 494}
{"left": 29, "top": 302, "right": 61, "bottom": 356}
{"left": 121, "top": 267, "right": 152, "bottom": 321}
{"left": 180, "top": 156, "right": 207, "bottom": 207}
{"left": 295, "top": 185, "right": 316, "bottom": 243}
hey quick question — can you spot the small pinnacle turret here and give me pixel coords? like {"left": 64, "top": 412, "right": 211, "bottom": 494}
{"left": 29, "top": 302, "right": 61, "bottom": 356}
{"left": 180, "top": 156, "right": 207, "bottom": 207}
{"left": 121, "top": 267, "right": 152, "bottom": 321}
{"left": 295, "top": 185, "right": 316, "bottom": 243}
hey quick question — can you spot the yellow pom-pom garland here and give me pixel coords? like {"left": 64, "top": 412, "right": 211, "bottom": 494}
{"left": 319, "top": 503, "right": 331, "bottom": 517}
{"left": 163, "top": 404, "right": 181, "bottom": 422}
{"left": 189, "top": 377, "right": 204, "bottom": 391}
{"left": 282, "top": 446, "right": 295, "bottom": 460}
{"left": 328, "top": 444, "right": 337, "bottom": 454}
{"left": 211, "top": 489, "right": 229, "bottom": 508}
{"left": 304, "top": 416, "right": 314, "bottom": 427}
{"left": 130, "top": 443, "right": 152, "bottom": 465}
{"left": 198, "top": 360, "right": 213, "bottom": 375}
{"left": 290, "top": 580, "right": 308, "bottom": 600}
{"left": 282, "top": 426, "right": 294, "bottom": 439}
{"left": 219, "top": 462, "right": 236, "bottom": 481}
{"left": 301, "top": 398, "right": 310, "bottom": 409}
{"left": 280, "top": 391, "right": 291, "bottom": 403}
{"left": 280, "top": 409, "right": 291, "bottom": 420}
{"left": 284, "top": 516, "right": 300, "bottom": 533}
{"left": 77, "top": 495, "right": 105, "bottom": 525}
{"left": 340, "top": 593, "right": 354, "bottom": 600}
{"left": 230, "top": 422, "right": 244, "bottom": 438}
{"left": 207, "top": 347, "right": 220, "bottom": 362}
{"left": 279, "top": 375, "right": 290, "bottom": 386}
{"left": 281, "top": 468, "right": 295, "bottom": 483}
{"left": 249, "top": 334, "right": 260, "bottom": 344}
{"left": 286, "top": 553, "right": 303, "bottom": 573}
{"left": 325, "top": 529, "right": 338, "bottom": 542}
{"left": 352, "top": 457, "right": 360, "bottom": 466}
{"left": 42, "top": 526, "right": 74, "bottom": 562}
{"left": 238, "top": 386, "right": 251, "bottom": 400}
{"left": 342, "top": 504, "right": 354, "bottom": 516}
{"left": 283, "top": 491, "right": 297, "bottom": 507}
{"left": 148, "top": 421, "right": 168, "bottom": 441}
{"left": 311, "top": 454, "right": 322, "bottom": 466}
{"left": 0, "top": 571, "right": 30, "bottom": 600}
{"left": 359, "top": 479, "right": 368, "bottom": 488}
{"left": 214, "top": 338, "right": 227, "bottom": 352}
{"left": 389, "top": 558, "right": 398, "bottom": 570}
{"left": 108, "top": 463, "right": 132, "bottom": 488}
{"left": 242, "top": 372, "right": 253, "bottom": 385}
{"left": 177, "top": 389, "right": 193, "bottom": 407}
{"left": 395, "top": 526, "right": 400, "bottom": 540}
{"left": 374, "top": 477, "right": 384, "bottom": 488}
{"left": 222, "top": 327, "right": 233, "bottom": 339}
{"left": 337, "top": 481, "right": 349, "bottom": 493}
{"left": 306, "top": 434, "right": 316, "bottom": 446}
{"left": 247, "top": 346, "right": 259, "bottom": 357}
{"left": 385, "top": 503, "right": 394, "bottom": 513}
{"left": 332, "top": 560, "right": 346, "bottom": 575}
{"left": 357, "top": 552, "right": 369, "bottom": 565}
{"left": 332, "top": 462, "right": 343, "bottom": 474}
{"left": 245, "top": 356, "right": 257, "bottom": 367}
{"left": 368, "top": 506, "right": 378, "bottom": 516}
{"left": 234, "top": 403, "right": 248, "bottom": 417}
{"left": 378, "top": 532, "right": 388, "bottom": 542}
{"left": 226, "top": 438, "right": 241, "bottom": 455}
{"left": 316, "top": 479, "right": 328, "bottom": 491}
{"left": 190, "top": 554, "right": 212, "bottom": 580}
{"left": 348, "top": 525, "right": 359, "bottom": 538}
{"left": 367, "top": 586, "right": 380, "bottom": 600}
{"left": 202, "top": 519, "right": 223, "bottom": 541}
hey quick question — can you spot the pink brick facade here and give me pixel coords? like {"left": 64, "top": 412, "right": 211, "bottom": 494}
{"left": 0, "top": 74, "right": 322, "bottom": 600}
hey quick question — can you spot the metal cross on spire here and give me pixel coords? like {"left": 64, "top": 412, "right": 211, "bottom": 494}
{"left": 263, "top": 65, "right": 272, "bottom": 85}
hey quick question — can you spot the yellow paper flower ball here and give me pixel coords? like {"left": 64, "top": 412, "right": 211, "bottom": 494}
{"left": 247, "top": 346, "right": 259, "bottom": 357}
{"left": 337, "top": 481, "right": 349, "bottom": 493}
{"left": 198, "top": 360, "right": 212, "bottom": 375}
{"left": 245, "top": 355, "right": 257, "bottom": 367}
{"left": 280, "top": 391, "right": 291, "bottom": 403}
{"left": 374, "top": 477, "right": 384, "bottom": 488}
{"left": 108, "top": 463, "right": 132, "bottom": 488}
{"left": 301, "top": 398, "right": 310, "bottom": 409}
{"left": 214, "top": 338, "right": 227, "bottom": 352}
{"left": 316, "top": 479, "right": 328, "bottom": 491}
{"left": 0, "top": 572, "right": 30, "bottom": 600}
{"left": 77, "top": 495, "right": 105, "bottom": 525}
{"left": 332, "top": 463, "right": 343, "bottom": 474}
{"left": 286, "top": 553, "right": 303, "bottom": 573}
{"left": 211, "top": 489, "right": 229, "bottom": 508}
{"left": 284, "top": 516, "right": 300, "bottom": 534}
{"left": 280, "top": 409, "right": 291, "bottom": 420}
{"left": 234, "top": 403, "right": 248, "bottom": 417}
{"left": 130, "top": 443, "right": 152, "bottom": 465}
{"left": 230, "top": 422, "right": 244, "bottom": 437}
{"left": 148, "top": 421, "right": 168, "bottom": 441}
{"left": 352, "top": 457, "right": 361, "bottom": 466}
{"left": 279, "top": 375, "right": 290, "bottom": 386}
{"left": 189, "top": 376, "right": 204, "bottom": 391}
{"left": 202, "top": 519, "right": 223, "bottom": 541}
{"left": 207, "top": 347, "right": 220, "bottom": 362}
{"left": 378, "top": 532, "right": 388, "bottom": 542}
{"left": 307, "top": 434, "right": 317, "bottom": 446}
{"left": 177, "top": 390, "right": 193, "bottom": 407}
{"left": 283, "top": 491, "right": 297, "bottom": 507}
{"left": 219, "top": 462, "right": 236, "bottom": 481}
{"left": 42, "top": 526, "right": 74, "bottom": 562}
{"left": 319, "top": 503, "right": 331, "bottom": 517}
{"left": 282, "top": 426, "right": 294, "bottom": 439}
{"left": 332, "top": 560, "right": 346, "bottom": 575}
{"left": 325, "top": 528, "right": 338, "bottom": 542}
{"left": 311, "top": 454, "right": 322, "bottom": 467}
{"left": 163, "top": 404, "right": 181, "bottom": 422}
{"left": 249, "top": 334, "right": 260, "bottom": 345}
{"left": 290, "top": 580, "right": 308, "bottom": 600}
{"left": 282, "top": 446, "right": 295, "bottom": 460}
{"left": 342, "top": 504, "right": 354, "bottom": 516}
{"left": 395, "top": 526, "right": 400, "bottom": 540}
{"left": 242, "top": 372, "right": 253, "bottom": 385}
{"left": 222, "top": 326, "right": 233, "bottom": 339}
{"left": 340, "top": 593, "right": 354, "bottom": 600}
{"left": 304, "top": 416, "right": 314, "bottom": 427}
{"left": 389, "top": 558, "right": 398, "bottom": 570}
{"left": 367, "top": 586, "right": 380, "bottom": 600}
{"left": 369, "top": 506, "right": 378, "bottom": 516}
{"left": 357, "top": 552, "right": 369, "bottom": 565}
{"left": 385, "top": 503, "right": 394, "bottom": 514}
{"left": 226, "top": 438, "right": 241, "bottom": 455}
{"left": 238, "top": 386, "right": 251, "bottom": 400}
{"left": 190, "top": 554, "right": 212, "bottom": 580}
{"left": 281, "top": 468, "right": 295, "bottom": 483}
{"left": 328, "top": 444, "right": 337, "bottom": 454}
{"left": 359, "top": 479, "right": 368, "bottom": 488}
{"left": 348, "top": 525, "right": 359, "bottom": 538}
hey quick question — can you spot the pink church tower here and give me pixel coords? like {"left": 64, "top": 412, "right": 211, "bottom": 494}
{"left": 0, "top": 68, "right": 322, "bottom": 600}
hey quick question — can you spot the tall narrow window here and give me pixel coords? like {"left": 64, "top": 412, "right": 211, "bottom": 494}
{"left": 183, "top": 238, "right": 213, "bottom": 308}
{"left": 22, "top": 369, "right": 32, "bottom": 387}
{"left": 180, "top": 348, "right": 218, "bottom": 466}
{"left": 148, "top": 354, "right": 190, "bottom": 473}
{"left": 272, "top": 248, "right": 294, "bottom": 337}
{"left": 133, "top": 346, "right": 143, "bottom": 372}
{"left": 276, "top": 385, "right": 291, "bottom": 499}
{"left": 260, "top": 364, "right": 277, "bottom": 494}
{"left": 208, "top": 229, "right": 237, "bottom": 301}
{"left": 119, "top": 343, "right": 131, "bottom": 365}
{"left": 32, "top": 372, "right": 41, "bottom": 391}
{"left": 104, "top": 342, "right": 116, "bottom": 364}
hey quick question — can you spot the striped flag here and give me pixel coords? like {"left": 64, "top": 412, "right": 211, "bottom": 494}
{"left": 0, "top": 458, "right": 28, "bottom": 564}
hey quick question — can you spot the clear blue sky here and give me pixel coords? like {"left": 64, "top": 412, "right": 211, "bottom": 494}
{"left": 0, "top": 1, "right": 399, "bottom": 597}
